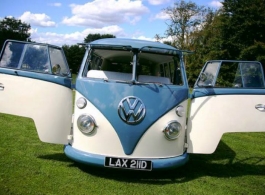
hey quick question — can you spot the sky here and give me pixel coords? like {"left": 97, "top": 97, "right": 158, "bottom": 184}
{"left": 0, "top": 0, "right": 222, "bottom": 46}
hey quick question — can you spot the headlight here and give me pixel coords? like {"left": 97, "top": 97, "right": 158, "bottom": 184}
{"left": 77, "top": 114, "right": 97, "bottom": 134}
{"left": 163, "top": 121, "right": 182, "bottom": 140}
{"left": 175, "top": 105, "right": 185, "bottom": 117}
{"left": 76, "top": 97, "right": 87, "bottom": 109}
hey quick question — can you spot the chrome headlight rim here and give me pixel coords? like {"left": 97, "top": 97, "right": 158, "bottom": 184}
{"left": 163, "top": 120, "right": 182, "bottom": 140}
{"left": 77, "top": 114, "right": 97, "bottom": 135}
{"left": 76, "top": 97, "right": 87, "bottom": 109}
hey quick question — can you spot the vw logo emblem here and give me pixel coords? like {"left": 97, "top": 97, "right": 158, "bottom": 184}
{"left": 118, "top": 96, "right": 146, "bottom": 124}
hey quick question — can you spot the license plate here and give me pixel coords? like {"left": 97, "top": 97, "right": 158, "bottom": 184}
{"left": 105, "top": 157, "right": 152, "bottom": 171}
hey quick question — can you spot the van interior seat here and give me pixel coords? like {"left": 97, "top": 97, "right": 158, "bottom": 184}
{"left": 87, "top": 70, "right": 131, "bottom": 81}
{"left": 138, "top": 75, "right": 171, "bottom": 84}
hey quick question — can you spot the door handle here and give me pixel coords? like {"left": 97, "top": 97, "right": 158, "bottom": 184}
{"left": 255, "top": 104, "right": 265, "bottom": 111}
{"left": 0, "top": 83, "right": 4, "bottom": 91}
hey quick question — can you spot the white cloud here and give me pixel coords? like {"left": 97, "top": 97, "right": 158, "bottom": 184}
{"left": 0, "top": 42, "right": 12, "bottom": 67}
{"left": 62, "top": 0, "right": 149, "bottom": 27}
{"left": 48, "top": 3, "right": 62, "bottom": 7}
{"left": 147, "top": 0, "right": 171, "bottom": 5}
{"left": 20, "top": 11, "right": 56, "bottom": 27}
{"left": 154, "top": 10, "right": 169, "bottom": 20}
{"left": 29, "top": 27, "right": 38, "bottom": 34}
{"left": 131, "top": 34, "right": 173, "bottom": 44}
{"left": 209, "top": 1, "right": 223, "bottom": 8}
{"left": 83, "top": 25, "right": 125, "bottom": 36}
{"left": 30, "top": 25, "right": 125, "bottom": 46}
{"left": 132, "top": 35, "right": 154, "bottom": 41}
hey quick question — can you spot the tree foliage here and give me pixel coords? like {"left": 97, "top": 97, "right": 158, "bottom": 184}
{"left": 162, "top": 0, "right": 265, "bottom": 86}
{"left": 164, "top": 0, "right": 207, "bottom": 49}
{"left": 0, "top": 17, "right": 31, "bottom": 50}
{"left": 84, "top": 33, "right": 116, "bottom": 43}
{"left": 220, "top": 0, "right": 265, "bottom": 60}
{"left": 62, "top": 44, "right": 85, "bottom": 74}
{"left": 63, "top": 33, "right": 116, "bottom": 73}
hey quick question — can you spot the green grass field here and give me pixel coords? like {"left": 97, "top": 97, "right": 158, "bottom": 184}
{"left": 1, "top": 112, "right": 265, "bottom": 195}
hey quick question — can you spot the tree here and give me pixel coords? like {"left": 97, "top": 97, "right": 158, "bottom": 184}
{"left": 154, "top": 34, "right": 161, "bottom": 42}
{"left": 160, "top": 0, "right": 265, "bottom": 85}
{"left": 240, "top": 41, "right": 265, "bottom": 66}
{"left": 0, "top": 17, "right": 31, "bottom": 50}
{"left": 163, "top": 0, "right": 207, "bottom": 50}
{"left": 63, "top": 34, "right": 116, "bottom": 74}
{"left": 84, "top": 33, "right": 116, "bottom": 43}
{"left": 162, "top": 0, "right": 210, "bottom": 85}
{"left": 62, "top": 44, "right": 85, "bottom": 73}
{"left": 220, "top": 0, "right": 265, "bottom": 60}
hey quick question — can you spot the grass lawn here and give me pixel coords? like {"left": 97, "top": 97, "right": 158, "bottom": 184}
{"left": 1, "top": 78, "right": 265, "bottom": 194}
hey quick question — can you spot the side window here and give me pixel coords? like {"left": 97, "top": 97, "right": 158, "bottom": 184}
{"left": 241, "top": 63, "right": 265, "bottom": 88}
{"left": 197, "top": 61, "right": 220, "bottom": 87}
{"left": 198, "top": 61, "right": 265, "bottom": 88}
{"left": 216, "top": 62, "right": 265, "bottom": 88}
{"left": 215, "top": 62, "right": 238, "bottom": 87}
{"left": 0, "top": 41, "right": 25, "bottom": 68}
{"left": 49, "top": 47, "right": 69, "bottom": 76}
{"left": 21, "top": 44, "right": 49, "bottom": 73}
{"left": 0, "top": 41, "right": 70, "bottom": 76}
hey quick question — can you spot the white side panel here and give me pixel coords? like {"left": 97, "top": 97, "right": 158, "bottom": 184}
{"left": 73, "top": 91, "right": 188, "bottom": 158}
{"left": 0, "top": 74, "right": 72, "bottom": 144}
{"left": 187, "top": 95, "right": 265, "bottom": 154}
{"left": 72, "top": 91, "right": 124, "bottom": 155}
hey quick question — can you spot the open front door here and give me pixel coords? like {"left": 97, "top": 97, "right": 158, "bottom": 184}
{"left": 0, "top": 40, "right": 72, "bottom": 144}
{"left": 187, "top": 60, "right": 265, "bottom": 154}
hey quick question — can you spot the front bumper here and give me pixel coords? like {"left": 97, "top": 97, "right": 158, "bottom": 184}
{"left": 64, "top": 145, "right": 189, "bottom": 170}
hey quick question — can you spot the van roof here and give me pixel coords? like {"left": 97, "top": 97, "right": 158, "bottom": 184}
{"left": 89, "top": 38, "right": 179, "bottom": 51}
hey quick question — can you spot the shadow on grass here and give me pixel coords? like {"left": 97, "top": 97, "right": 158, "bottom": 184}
{"left": 38, "top": 153, "right": 73, "bottom": 163}
{"left": 38, "top": 141, "right": 265, "bottom": 184}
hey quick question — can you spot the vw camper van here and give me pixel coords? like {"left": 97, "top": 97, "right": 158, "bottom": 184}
{"left": 0, "top": 39, "right": 265, "bottom": 171}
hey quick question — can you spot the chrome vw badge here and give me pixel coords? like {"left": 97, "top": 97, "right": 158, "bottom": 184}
{"left": 118, "top": 96, "right": 146, "bottom": 124}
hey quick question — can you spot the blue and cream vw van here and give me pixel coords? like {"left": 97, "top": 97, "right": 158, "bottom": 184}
{"left": 0, "top": 39, "right": 265, "bottom": 171}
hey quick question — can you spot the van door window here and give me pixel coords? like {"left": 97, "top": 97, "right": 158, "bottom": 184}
{"left": 0, "top": 41, "right": 70, "bottom": 76}
{"left": 197, "top": 61, "right": 265, "bottom": 88}
{"left": 0, "top": 41, "right": 24, "bottom": 68}
{"left": 49, "top": 47, "right": 70, "bottom": 76}
{"left": 21, "top": 44, "right": 49, "bottom": 73}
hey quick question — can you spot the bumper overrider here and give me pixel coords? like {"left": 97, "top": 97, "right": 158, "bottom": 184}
{"left": 64, "top": 145, "right": 189, "bottom": 171}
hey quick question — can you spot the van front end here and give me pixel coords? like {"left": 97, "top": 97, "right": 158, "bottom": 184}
{"left": 64, "top": 38, "right": 190, "bottom": 171}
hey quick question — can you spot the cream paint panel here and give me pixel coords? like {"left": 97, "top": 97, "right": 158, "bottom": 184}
{"left": 73, "top": 91, "right": 187, "bottom": 158}
{"left": 187, "top": 95, "right": 265, "bottom": 154}
{"left": 72, "top": 91, "right": 124, "bottom": 156}
{"left": 132, "top": 100, "right": 188, "bottom": 158}
{"left": 0, "top": 74, "right": 72, "bottom": 144}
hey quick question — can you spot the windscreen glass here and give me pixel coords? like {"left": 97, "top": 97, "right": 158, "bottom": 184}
{"left": 84, "top": 48, "right": 182, "bottom": 85}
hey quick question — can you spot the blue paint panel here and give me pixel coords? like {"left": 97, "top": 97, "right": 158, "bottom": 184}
{"left": 0, "top": 68, "right": 72, "bottom": 88}
{"left": 192, "top": 87, "right": 265, "bottom": 99}
{"left": 64, "top": 145, "right": 189, "bottom": 170}
{"left": 76, "top": 79, "right": 189, "bottom": 155}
